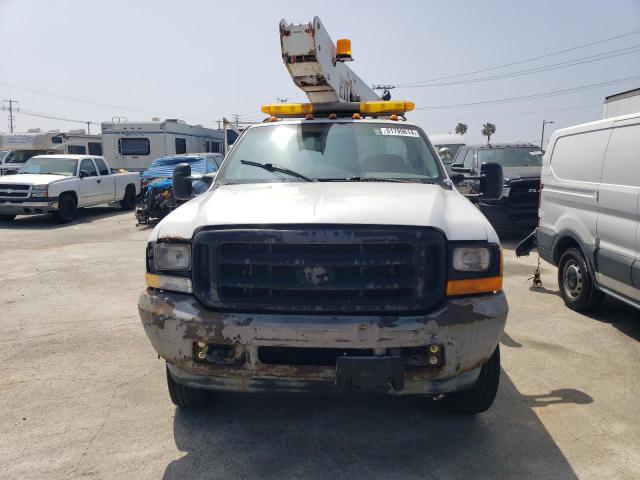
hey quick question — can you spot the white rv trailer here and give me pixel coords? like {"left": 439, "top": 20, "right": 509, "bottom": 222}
{"left": 101, "top": 119, "right": 225, "bottom": 171}
{"left": 0, "top": 129, "right": 103, "bottom": 174}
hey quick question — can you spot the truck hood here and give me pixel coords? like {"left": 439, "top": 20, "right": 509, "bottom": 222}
{"left": 152, "top": 182, "right": 497, "bottom": 243}
{"left": 502, "top": 166, "right": 541, "bottom": 183}
{"left": 0, "top": 173, "right": 69, "bottom": 185}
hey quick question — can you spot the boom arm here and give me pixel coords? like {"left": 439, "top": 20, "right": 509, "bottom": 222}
{"left": 279, "top": 17, "right": 379, "bottom": 104}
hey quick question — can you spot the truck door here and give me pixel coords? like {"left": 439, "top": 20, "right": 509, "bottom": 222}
{"left": 94, "top": 157, "right": 116, "bottom": 203}
{"left": 595, "top": 120, "right": 640, "bottom": 301}
{"left": 77, "top": 158, "right": 101, "bottom": 206}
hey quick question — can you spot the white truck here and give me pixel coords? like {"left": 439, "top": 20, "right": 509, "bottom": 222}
{"left": 0, "top": 154, "right": 140, "bottom": 223}
{"left": 138, "top": 17, "right": 508, "bottom": 414}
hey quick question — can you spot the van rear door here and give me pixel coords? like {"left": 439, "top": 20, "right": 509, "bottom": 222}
{"left": 595, "top": 117, "right": 640, "bottom": 301}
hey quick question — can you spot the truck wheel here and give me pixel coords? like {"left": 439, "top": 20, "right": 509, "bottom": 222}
{"left": 120, "top": 185, "right": 136, "bottom": 211}
{"left": 442, "top": 345, "right": 500, "bottom": 414}
{"left": 558, "top": 247, "right": 604, "bottom": 312}
{"left": 166, "top": 365, "right": 208, "bottom": 408}
{"left": 54, "top": 194, "right": 77, "bottom": 224}
{"left": 0, "top": 214, "right": 16, "bottom": 221}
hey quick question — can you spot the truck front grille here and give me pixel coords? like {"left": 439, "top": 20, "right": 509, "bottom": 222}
{"left": 508, "top": 180, "right": 540, "bottom": 205}
{"left": 0, "top": 184, "right": 30, "bottom": 198}
{"left": 192, "top": 226, "right": 446, "bottom": 314}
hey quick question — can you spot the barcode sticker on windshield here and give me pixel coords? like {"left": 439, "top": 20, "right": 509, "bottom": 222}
{"left": 378, "top": 127, "right": 419, "bottom": 137}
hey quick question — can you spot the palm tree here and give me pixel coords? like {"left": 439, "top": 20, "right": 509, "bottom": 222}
{"left": 455, "top": 123, "right": 468, "bottom": 135}
{"left": 481, "top": 123, "right": 496, "bottom": 145}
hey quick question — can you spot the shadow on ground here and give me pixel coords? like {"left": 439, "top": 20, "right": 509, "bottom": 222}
{"left": 163, "top": 372, "right": 588, "bottom": 479}
{"left": 0, "top": 206, "right": 130, "bottom": 230}
{"left": 586, "top": 296, "right": 640, "bottom": 342}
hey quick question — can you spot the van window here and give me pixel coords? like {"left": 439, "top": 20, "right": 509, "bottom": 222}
{"left": 601, "top": 124, "right": 640, "bottom": 187}
{"left": 550, "top": 129, "right": 610, "bottom": 183}
{"left": 211, "top": 142, "right": 222, "bottom": 154}
{"left": 175, "top": 138, "right": 187, "bottom": 154}
{"left": 51, "top": 136, "right": 63, "bottom": 144}
{"left": 79, "top": 158, "right": 98, "bottom": 176}
{"left": 68, "top": 145, "right": 86, "bottom": 154}
{"left": 88, "top": 142, "right": 103, "bottom": 156}
{"left": 452, "top": 148, "right": 467, "bottom": 165}
{"left": 119, "top": 138, "right": 150, "bottom": 155}
{"left": 94, "top": 158, "right": 110, "bottom": 175}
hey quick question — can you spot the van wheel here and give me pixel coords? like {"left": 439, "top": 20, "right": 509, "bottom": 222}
{"left": 442, "top": 345, "right": 500, "bottom": 414}
{"left": 558, "top": 247, "right": 604, "bottom": 312}
{"left": 120, "top": 185, "right": 136, "bottom": 210}
{"left": 54, "top": 194, "right": 77, "bottom": 224}
{"left": 0, "top": 215, "right": 16, "bottom": 221}
{"left": 166, "top": 366, "right": 208, "bottom": 408}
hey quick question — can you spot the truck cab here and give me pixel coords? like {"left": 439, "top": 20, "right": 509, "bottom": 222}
{"left": 138, "top": 101, "right": 509, "bottom": 414}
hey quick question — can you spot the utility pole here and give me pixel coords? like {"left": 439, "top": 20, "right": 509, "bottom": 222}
{"left": 232, "top": 114, "right": 240, "bottom": 128}
{"left": 222, "top": 118, "right": 229, "bottom": 156}
{"left": 540, "top": 119, "right": 555, "bottom": 149}
{"left": 2, "top": 99, "right": 19, "bottom": 133}
{"left": 86, "top": 121, "right": 91, "bottom": 135}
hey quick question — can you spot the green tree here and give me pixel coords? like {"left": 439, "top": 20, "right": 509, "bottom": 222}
{"left": 455, "top": 123, "right": 468, "bottom": 135}
{"left": 481, "top": 123, "right": 496, "bottom": 145}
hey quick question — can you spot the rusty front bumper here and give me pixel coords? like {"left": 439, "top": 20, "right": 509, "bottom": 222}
{"left": 138, "top": 288, "right": 508, "bottom": 395}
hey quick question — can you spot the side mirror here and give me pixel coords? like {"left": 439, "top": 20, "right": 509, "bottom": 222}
{"left": 451, "top": 165, "right": 471, "bottom": 174}
{"left": 202, "top": 172, "right": 217, "bottom": 186}
{"left": 173, "top": 163, "right": 193, "bottom": 201}
{"left": 479, "top": 162, "right": 503, "bottom": 200}
{"left": 449, "top": 173, "right": 465, "bottom": 185}
{"left": 79, "top": 170, "right": 89, "bottom": 178}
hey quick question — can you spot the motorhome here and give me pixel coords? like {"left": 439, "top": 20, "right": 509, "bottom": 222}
{"left": 0, "top": 129, "right": 102, "bottom": 174}
{"left": 101, "top": 119, "right": 225, "bottom": 171}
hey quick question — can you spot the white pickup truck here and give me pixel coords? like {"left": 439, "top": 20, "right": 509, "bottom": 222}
{"left": 0, "top": 154, "right": 141, "bottom": 223}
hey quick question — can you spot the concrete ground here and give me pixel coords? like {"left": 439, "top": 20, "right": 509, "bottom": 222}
{"left": 0, "top": 208, "right": 638, "bottom": 480}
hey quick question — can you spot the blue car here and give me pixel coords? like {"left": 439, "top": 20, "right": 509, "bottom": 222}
{"left": 135, "top": 153, "right": 222, "bottom": 225}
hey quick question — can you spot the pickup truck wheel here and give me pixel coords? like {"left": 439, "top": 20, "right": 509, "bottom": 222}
{"left": 120, "top": 185, "right": 136, "bottom": 211}
{"left": 0, "top": 214, "right": 16, "bottom": 221}
{"left": 558, "top": 247, "right": 604, "bottom": 312}
{"left": 166, "top": 365, "right": 208, "bottom": 408}
{"left": 53, "top": 194, "right": 77, "bottom": 224}
{"left": 442, "top": 345, "right": 500, "bottom": 414}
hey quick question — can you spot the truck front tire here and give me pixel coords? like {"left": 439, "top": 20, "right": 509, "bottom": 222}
{"left": 120, "top": 185, "right": 136, "bottom": 211}
{"left": 442, "top": 345, "right": 500, "bottom": 414}
{"left": 166, "top": 365, "right": 209, "bottom": 408}
{"left": 54, "top": 194, "right": 77, "bottom": 224}
{"left": 558, "top": 247, "right": 604, "bottom": 312}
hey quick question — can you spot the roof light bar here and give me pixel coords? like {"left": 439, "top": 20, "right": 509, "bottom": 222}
{"left": 261, "top": 101, "right": 415, "bottom": 118}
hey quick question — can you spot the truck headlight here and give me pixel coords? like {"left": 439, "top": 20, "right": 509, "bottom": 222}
{"left": 447, "top": 243, "right": 502, "bottom": 296}
{"left": 452, "top": 247, "right": 490, "bottom": 272}
{"left": 31, "top": 185, "right": 49, "bottom": 197}
{"left": 154, "top": 243, "right": 191, "bottom": 271}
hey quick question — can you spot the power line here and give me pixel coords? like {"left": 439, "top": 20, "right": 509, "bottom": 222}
{"left": 390, "top": 28, "right": 640, "bottom": 87}
{"left": 415, "top": 75, "right": 640, "bottom": 109}
{"left": 18, "top": 108, "right": 99, "bottom": 126}
{"left": 399, "top": 45, "right": 640, "bottom": 89}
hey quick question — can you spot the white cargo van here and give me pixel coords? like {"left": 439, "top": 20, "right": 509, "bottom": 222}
{"left": 522, "top": 112, "right": 640, "bottom": 311}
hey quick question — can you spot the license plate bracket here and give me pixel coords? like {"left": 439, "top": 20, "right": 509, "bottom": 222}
{"left": 335, "top": 356, "right": 404, "bottom": 393}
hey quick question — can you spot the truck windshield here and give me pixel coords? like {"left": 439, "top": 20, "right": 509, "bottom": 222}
{"left": 19, "top": 158, "right": 78, "bottom": 176}
{"left": 219, "top": 122, "right": 442, "bottom": 184}
{"left": 478, "top": 147, "right": 544, "bottom": 167}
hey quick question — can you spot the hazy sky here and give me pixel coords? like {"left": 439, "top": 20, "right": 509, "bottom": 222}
{"left": 1, "top": 0, "right": 639, "bottom": 145}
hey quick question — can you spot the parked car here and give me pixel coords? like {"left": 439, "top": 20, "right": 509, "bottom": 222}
{"left": 0, "top": 154, "right": 140, "bottom": 223}
{"left": 139, "top": 105, "right": 508, "bottom": 414}
{"left": 451, "top": 144, "right": 543, "bottom": 230}
{"left": 135, "top": 153, "right": 222, "bottom": 225}
{"left": 517, "top": 112, "right": 640, "bottom": 312}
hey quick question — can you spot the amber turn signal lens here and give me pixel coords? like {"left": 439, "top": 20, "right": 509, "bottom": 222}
{"left": 446, "top": 276, "right": 503, "bottom": 296}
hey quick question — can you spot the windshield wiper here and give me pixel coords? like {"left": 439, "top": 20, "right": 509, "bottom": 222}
{"left": 318, "top": 176, "right": 424, "bottom": 183}
{"left": 240, "top": 160, "right": 315, "bottom": 182}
